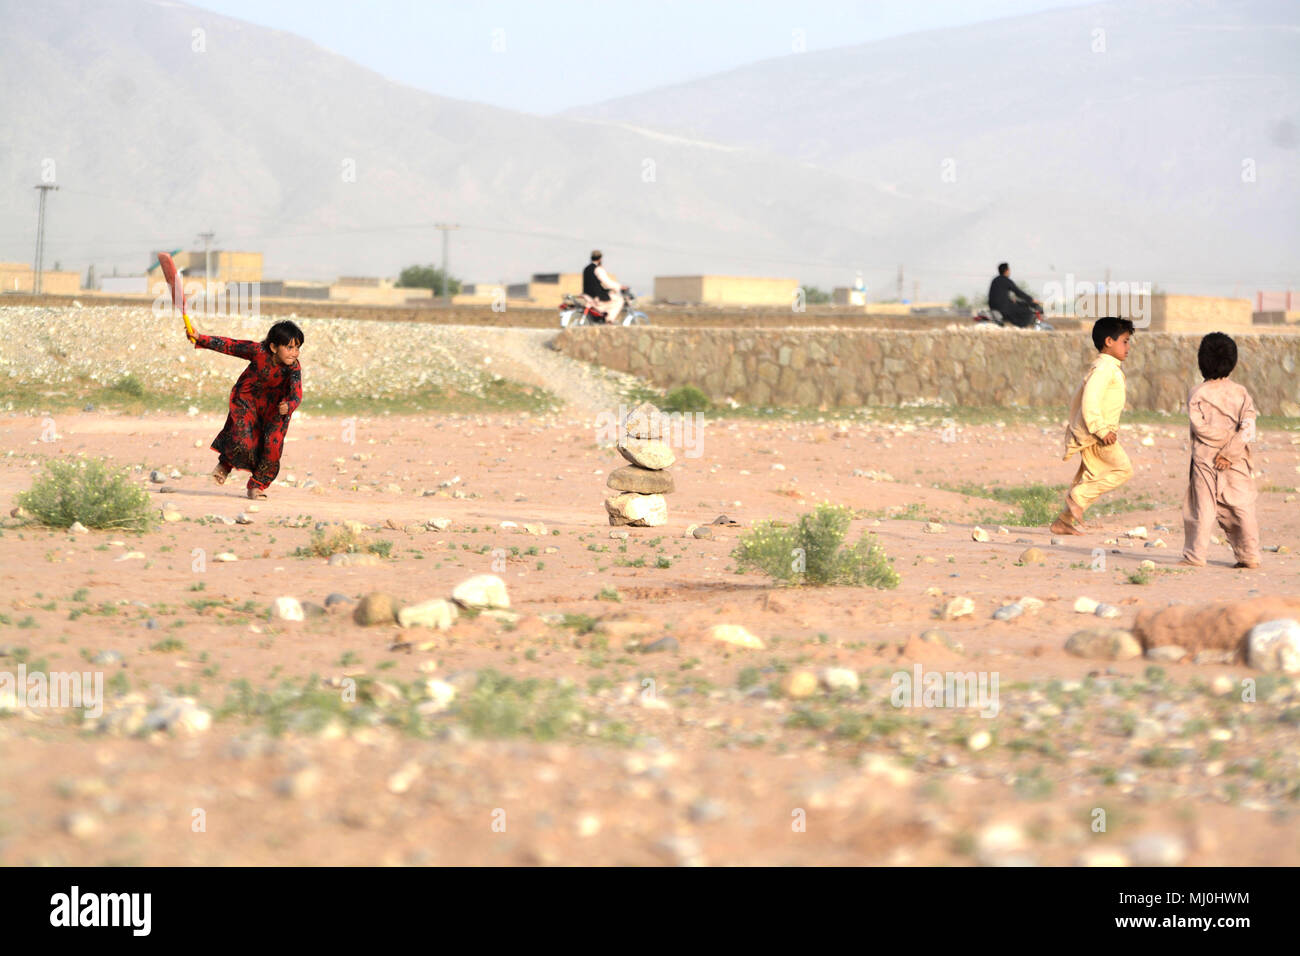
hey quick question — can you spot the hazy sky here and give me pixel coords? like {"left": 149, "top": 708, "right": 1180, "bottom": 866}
{"left": 195, "top": 0, "right": 1089, "bottom": 114}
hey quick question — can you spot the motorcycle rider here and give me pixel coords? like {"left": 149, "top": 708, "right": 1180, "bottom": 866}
{"left": 582, "top": 249, "right": 626, "bottom": 324}
{"left": 988, "top": 262, "right": 1042, "bottom": 328}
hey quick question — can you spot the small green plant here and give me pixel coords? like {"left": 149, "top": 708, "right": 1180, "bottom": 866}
{"left": 661, "top": 385, "right": 711, "bottom": 413}
{"left": 732, "top": 503, "right": 899, "bottom": 588}
{"left": 109, "top": 373, "right": 146, "bottom": 398}
{"left": 296, "top": 525, "right": 390, "bottom": 558}
{"left": 940, "top": 482, "right": 1062, "bottom": 527}
{"left": 16, "top": 458, "right": 155, "bottom": 531}
{"left": 1127, "top": 568, "right": 1151, "bottom": 585}
{"left": 458, "top": 669, "right": 584, "bottom": 740}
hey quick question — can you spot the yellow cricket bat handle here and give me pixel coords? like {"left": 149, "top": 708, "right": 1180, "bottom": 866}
{"left": 183, "top": 313, "right": 197, "bottom": 342}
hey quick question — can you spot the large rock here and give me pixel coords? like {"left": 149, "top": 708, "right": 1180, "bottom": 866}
{"left": 353, "top": 592, "right": 398, "bottom": 626}
{"left": 397, "top": 598, "right": 458, "bottom": 630}
{"left": 617, "top": 438, "right": 676, "bottom": 470}
{"left": 1246, "top": 619, "right": 1300, "bottom": 673}
{"left": 607, "top": 465, "right": 675, "bottom": 494}
{"left": 452, "top": 574, "right": 510, "bottom": 609}
{"left": 604, "top": 493, "right": 668, "bottom": 527}
{"left": 1133, "top": 597, "right": 1300, "bottom": 659}
{"left": 1064, "top": 628, "right": 1142, "bottom": 660}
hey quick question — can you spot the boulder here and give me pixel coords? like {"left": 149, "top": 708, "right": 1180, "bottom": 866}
{"left": 452, "top": 574, "right": 510, "bottom": 610}
{"left": 1246, "top": 618, "right": 1300, "bottom": 673}
{"left": 1133, "top": 597, "right": 1300, "bottom": 659}
{"left": 604, "top": 493, "right": 668, "bottom": 527}
{"left": 353, "top": 592, "right": 398, "bottom": 626}
{"left": 617, "top": 438, "right": 676, "bottom": 470}
{"left": 272, "top": 597, "right": 304, "bottom": 622}
{"left": 397, "top": 598, "right": 458, "bottom": 630}
{"left": 1064, "top": 628, "right": 1142, "bottom": 661}
{"left": 607, "top": 465, "right": 675, "bottom": 495}
{"left": 624, "top": 402, "right": 666, "bottom": 440}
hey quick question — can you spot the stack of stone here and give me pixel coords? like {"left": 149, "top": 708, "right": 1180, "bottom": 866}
{"left": 604, "top": 402, "right": 675, "bottom": 527}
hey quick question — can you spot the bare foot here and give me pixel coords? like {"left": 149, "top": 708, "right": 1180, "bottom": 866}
{"left": 1234, "top": 561, "right": 1259, "bottom": 569}
{"left": 247, "top": 487, "right": 268, "bottom": 499}
{"left": 1176, "top": 559, "right": 1204, "bottom": 567}
{"left": 1049, "top": 519, "right": 1084, "bottom": 536}
{"left": 212, "top": 465, "right": 231, "bottom": 485}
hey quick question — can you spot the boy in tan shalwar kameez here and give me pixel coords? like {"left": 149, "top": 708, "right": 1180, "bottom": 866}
{"left": 1051, "top": 317, "right": 1135, "bottom": 536}
{"left": 1180, "top": 332, "right": 1261, "bottom": 569}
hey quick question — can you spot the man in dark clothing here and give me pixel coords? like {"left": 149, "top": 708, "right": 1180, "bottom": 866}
{"left": 582, "top": 249, "right": 623, "bottom": 323}
{"left": 988, "top": 262, "right": 1040, "bottom": 328}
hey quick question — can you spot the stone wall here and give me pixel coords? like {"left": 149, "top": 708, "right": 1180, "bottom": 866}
{"left": 554, "top": 326, "right": 1300, "bottom": 416}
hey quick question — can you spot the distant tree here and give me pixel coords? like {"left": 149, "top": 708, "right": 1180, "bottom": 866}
{"left": 801, "top": 285, "right": 831, "bottom": 305}
{"left": 396, "top": 265, "right": 461, "bottom": 296}
{"left": 951, "top": 292, "right": 987, "bottom": 310}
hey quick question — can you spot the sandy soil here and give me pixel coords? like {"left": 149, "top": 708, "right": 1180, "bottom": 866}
{"left": 0, "top": 407, "right": 1298, "bottom": 866}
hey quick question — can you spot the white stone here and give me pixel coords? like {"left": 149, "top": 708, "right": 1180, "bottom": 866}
{"left": 1246, "top": 618, "right": 1300, "bottom": 673}
{"left": 272, "top": 597, "right": 304, "bottom": 622}
{"left": 820, "top": 668, "right": 860, "bottom": 693}
{"left": 1073, "top": 596, "right": 1099, "bottom": 614}
{"left": 397, "top": 598, "right": 458, "bottom": 630}
{"left": 604, "top": 493, "right": 668, "bottom": 527}
{"left": 709, "top": 624, "right": 764, "bottom": 649}
{"left": 452, "top": 574, "right": 510, "bottom": 609}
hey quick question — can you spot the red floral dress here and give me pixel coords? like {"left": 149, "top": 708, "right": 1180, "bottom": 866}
{"left": 194, "top": 335, "right": 302, "bottom": 491}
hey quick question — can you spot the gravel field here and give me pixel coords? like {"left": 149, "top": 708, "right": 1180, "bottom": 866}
{"left": 0, "top": 306, "right": 636, "bottom": 412}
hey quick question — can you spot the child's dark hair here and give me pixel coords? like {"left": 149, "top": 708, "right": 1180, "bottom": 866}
{"left": 1198, "top": 331, "right": 1237, "bottom": 380}
{"left": 263, "top": 320, "right": 304, "bottom": 350}
{"left": 1091, "top": 316, "right": 1134, "bottom": 351}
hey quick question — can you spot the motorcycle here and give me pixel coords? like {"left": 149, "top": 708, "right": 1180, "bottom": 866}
{"left": 558, "top": 288, "right": 648, "bottom": 328}
{"left": 974, "top": 301, "right": 1054, "bottom": 331}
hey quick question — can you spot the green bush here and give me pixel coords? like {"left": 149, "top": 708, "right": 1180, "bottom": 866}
{"left": 109, "top": 374, "right": 146, "bottom": 398}
{"left": 661, "top": 385, "right": 711, "bottom": 413}
{"left": 732, "top": 503, "right": 899, "bottom": 588}
{"left": 17, "top": 458, "right": 155, "bottom": 531}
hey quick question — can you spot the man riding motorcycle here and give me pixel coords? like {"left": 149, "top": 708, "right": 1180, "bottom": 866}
{"left": 988, "top": 262, "right": 1042, "bottom": 329}
{"left": 582, "top": 250, "right": 626, "bottom": 325}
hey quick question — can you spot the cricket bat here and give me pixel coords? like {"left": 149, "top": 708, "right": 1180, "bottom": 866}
{"left": 157, "top": 252, "right": 197, "bottom": 342}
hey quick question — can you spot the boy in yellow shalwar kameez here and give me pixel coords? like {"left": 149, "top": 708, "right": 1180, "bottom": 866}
{"left": 1051, "top": 317, "right": 1135, "bottom": 536}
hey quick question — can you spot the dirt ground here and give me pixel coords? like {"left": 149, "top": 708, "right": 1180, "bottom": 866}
{"left": 1, "top": 406, "right": 1298, "bottom": 866}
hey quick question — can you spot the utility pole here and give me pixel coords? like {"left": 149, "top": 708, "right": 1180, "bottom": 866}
{"left": 435, "top": 223, "right": 459, "bottom": 305}
{"left": 197, "top": 230, "right": 216, "bottom": 302}
{"left": 896, "top": 264, "right": 903, "bottom": 303}
{"left": 32, "top": 184, "right": 58, "bottom": 294}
